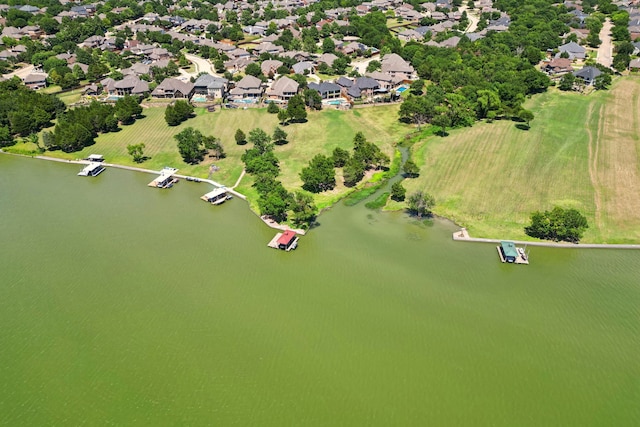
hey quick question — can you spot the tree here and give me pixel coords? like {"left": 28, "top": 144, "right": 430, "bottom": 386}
{"left": 300, "top": 154, "right": 336, "bottom": 193}
{"left": 432, "top": 112, "right": 451, "bottom": 136}
{"left": 115, "top": 95, "right": 143, "bottom": 125}
{"left": 165, "top": 100, "right": 193, "bottom": 126}
{"left": 267, "top": 102, "right": 280, "bottom": 114}
{"left": 277, "top": 108, "right": 289, "bottom": 125}
{"left": 290, "top": 190, "right": 317, "bottom": 227}
{"left": 366, "top": 60, "right": 382, "bottom": 73}
{"left": 273, "top": 126, "right": 288, "bottom": 145}
{"left": 524, "top": 206, "right": 588, "bottom": 243}
{"left": 391, "top": 181, "right": 406, "bottom": 201}
{"left": 332, "top": 147, "right": 350, "bottom": 167}
{"left": 248, "top": 128, "right": 273, "bottom": 153}
{"left": 322, "top": 37, "right": 335, "bottom": 54}
{"left": 302, "top": 89, "right": 322, "bottom": 110}
{"left": 245, "top": 62, "right": 262, "bottom": 78}
{"left": 407, "top": 191, "right": 435, "bottom": 217}
{"left": 518, "top": 109, "right": 535, "bottom": 128}
{"left": 174, "top": 127, "right": 206, "bottom": 164}
{"left": 0, "top": 126, "right": 13, "bottom": 147}
{"left": 403, "top": 160, "right": 419, "bottom": 177}
{"left": 409, "top": 79, "right": 425, "bottom": 95}
{"left": 204, "top": 136, "right": 225, "bottom": 159}
{"left": 343, "top": 156, "right": 366, "bottom": 187}
{"left": 235, "top": 129, "right": 246, "bottom": 145}
{"left": 287, "top": 94, "right": 307, "bottom": 122}
{"left": 595, "top": 73, "right": 612, "bottom": 90}
{"left": 558, "top": 73, "right": 575, "bottom": 91}
{"left": 127, "top": 143, "right": 146, "bottom": 163}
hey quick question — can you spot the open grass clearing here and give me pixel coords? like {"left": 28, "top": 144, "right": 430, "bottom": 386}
{"left": 404, "top": 78, "right": 640, "bottom": 243}
{"left": 20, "top": 104, "right": 409, "bottom": 203}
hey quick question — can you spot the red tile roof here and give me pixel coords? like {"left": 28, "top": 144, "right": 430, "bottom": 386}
{"left": 278, "top": 230, "right": 297, "bottom": 246}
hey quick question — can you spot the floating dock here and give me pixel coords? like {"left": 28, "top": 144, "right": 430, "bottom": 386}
{"left": 200, "top": 187, "right": 231, "bottom": 205}
{"left": 267, "top": 230, "right": 299, "bottom": 251}
{"left": 148, "top": 167, "right": 179, "bottom": 188}
{"left": 77, "top": 162, "right": 106, "bottom": 176}
{"left": 497, "top": 241, "right": 529, "bottom": 264}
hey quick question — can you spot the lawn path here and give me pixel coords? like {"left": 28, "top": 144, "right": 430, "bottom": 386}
{"left": 586, "top": 102, "right": 604, "bottom": 230}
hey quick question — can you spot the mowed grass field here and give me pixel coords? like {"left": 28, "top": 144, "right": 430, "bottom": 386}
{"left": 404, "top": 77, "right": 640, "bottom": 243}
{"left": 36, "top": 104, "right": 408, "bottom": 206}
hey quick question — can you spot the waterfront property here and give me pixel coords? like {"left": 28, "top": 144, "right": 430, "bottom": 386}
{"left": 497, "top": 240, "right": 529, "bottom": 264}
{"left": 77, "top": 162, "right": 106, "bottom": 177}
{"left": 267, "top": 230, "right": 299, "bottom": 251}
{"left": 200, "top": 187, "right": 230, "bottom": 205}
{"left": 148, "top": 167, "right": 179, "bottom": 188}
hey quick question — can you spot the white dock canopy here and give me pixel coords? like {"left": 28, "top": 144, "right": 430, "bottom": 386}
{"left": 77, "top": 162, "right": 105, "bottom": 176}
{"left": 203, "top": 187, "right": 227, "bottom": 200}
{"left": 148, "top": 167, "right": 178, "bottom": 187}
{"left": 87, "top": 154, "right": 104, "bottom": 162}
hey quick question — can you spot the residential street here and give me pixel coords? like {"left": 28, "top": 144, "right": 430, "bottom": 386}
{"left": 459, "top": 5, "right": 480, "bottom": 33}
{"left": 3, "top": 64, "right": 34, "bottom": 80}
{"left": 597, "top": 18, "right": 613, "bottom": 68}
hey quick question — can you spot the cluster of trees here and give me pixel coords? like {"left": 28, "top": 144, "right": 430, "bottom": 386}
{"left": 165, "top": 101, "right": 194, "bottom": 126}
{"left": 524, "top": 206, "right": 589, "bottom": 243}
{"left": 299, "top": 132, "right": 390, "bottom": 192}
{"left": 407, "top": 191, "right": 436, "bottom": 217}
{"left": 240, "top": 128, "right": 316, "bottom": 226}
{"left": 276, "top": 95, "right": 308, "bottom": 124}
{"left": 174, "top": 127, "right": 225, "bottom": 164}
{"left": 0, "top": 78, "right": 65, "bottom": 147}
{"left": 43, "top": 102, "right": 118, "bottom": 152}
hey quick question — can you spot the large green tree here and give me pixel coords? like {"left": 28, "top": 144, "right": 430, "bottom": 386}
{"left": 174, "top": 127, "right": 207, "bottom": 164}
{"left": 300, "top": 154, "right": 336, "bottom": 193}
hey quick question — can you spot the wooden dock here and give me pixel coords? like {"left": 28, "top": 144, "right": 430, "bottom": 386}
{"left": 267, "top": 232, "right": 299, "bottom": 251}
{"left": 496, "top": 245, "right": 529, "bottom": 264}
{"left": 267, "top": 233, "right": 283, "bottom": 249}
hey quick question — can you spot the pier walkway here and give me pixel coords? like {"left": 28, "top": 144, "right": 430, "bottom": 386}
{"left": 453, "top": 228, "right": 640, "bottom": 249}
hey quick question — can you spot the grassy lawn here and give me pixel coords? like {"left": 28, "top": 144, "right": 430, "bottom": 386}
{"left": 403, "top": 78, "right": 640, "bottom": 243}
{"left": 22, "top": 104, "right": 409, "bottom": 206}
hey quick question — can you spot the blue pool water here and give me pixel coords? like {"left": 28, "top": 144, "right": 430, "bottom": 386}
{"left": 192, "top": 95, "right": 207, "bottom": 102}
{"left": 396, "top": 86, "right": 408, "bottom": 93}
{"left": 107, "top": 95, "right": 121, "bottom": 101}
{"left": 326, "top": 100, "right": 342, "bottom": 105}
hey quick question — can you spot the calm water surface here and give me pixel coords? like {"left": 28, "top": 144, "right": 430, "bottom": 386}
{"left": 1, "top": 155, "right": 639, "bottom": 425}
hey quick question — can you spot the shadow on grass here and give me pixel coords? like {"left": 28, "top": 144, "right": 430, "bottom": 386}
{"left": 515, "top": 123, "right": 530, "bottom": 131}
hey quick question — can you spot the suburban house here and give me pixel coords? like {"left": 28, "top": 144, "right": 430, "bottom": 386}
{"left": 292, "top": 61, "right": 315, "bottom": 75}
{"left": 151, "top": 78, "right": 194, "bottom": 98}
{"left": 542, "top": 57, "right": 574, "bottom": 75}
{"left": 193, "top": 74, "right": 228, "bottom": 99}
{"left": 366, "top": 71, "right": 403, "bottom": 90}
{"left": 102, "top": 75, "right": 149, "bottom": 96}
{"left": 261, "top": 59, "right": 284, "bottom": 77}
{"left": 315, "top": 53, "right": 339, "bottom": 68}
{"left": 339, "top": 76, "right": 380, "bottom": 101}
{"left": 266, "top": 76, "right": 300, "bottom": 102}
{"left": 556, "top": 41, "right": 586, "bottom": 60}
{"left": 229, "top": 75, "right": 264, "bottom": 101}
{"left": 397, "top": 29, "right": 424, "bottom": 42}
{"left": 573, "top": 66, "right": 602, "bottom": 86}
{"left": 381, "top": 53, "right": 416, "bottom": 81}
{"left": 308, "top": 81, "right": 341, "bottom": 99}
{"left": 22, "top": 73, "right": 48, "bottom": 90}
{"left": 629, "top": 58, "right": 640, "bottom": 71}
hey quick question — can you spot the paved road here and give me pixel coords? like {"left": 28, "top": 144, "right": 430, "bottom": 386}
{"left": 459, "top": 5, "right": 480, "bottom": 33}
{"left": 3, "top": 64, "right": 34, "bottom": 80}
{"left": 597, "top": 18, "right": 613, "bottom": 68}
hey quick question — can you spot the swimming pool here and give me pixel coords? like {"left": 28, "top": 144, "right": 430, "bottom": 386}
{"left": 396, "top": 86, "right": 408, "bottom": 93}
{"left": 192, "top": 95, "right": 207, "bottom": 102}
{"left": 106, "top": 95, "right": 121, "bottom": 101}
{"left": 325, "top": 100, "right": 343, "bottom": 105}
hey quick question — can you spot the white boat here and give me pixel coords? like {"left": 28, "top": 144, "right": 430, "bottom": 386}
{"left": 78, "top": 162, "right": 106, "bottom": 177}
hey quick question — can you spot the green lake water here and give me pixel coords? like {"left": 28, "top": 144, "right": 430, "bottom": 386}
{"left": 1, "top": 155, "right": 639, "bottom": 425}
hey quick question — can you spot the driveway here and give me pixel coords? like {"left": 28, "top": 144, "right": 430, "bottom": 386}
{"left": 3, "top": 64, "right": 34, "bottom": 80}
{"left": 597, "top": 18, "right": 613, "bottom": 68}
{"left": 459, "top": 5, "right": 480, "bottom": 33}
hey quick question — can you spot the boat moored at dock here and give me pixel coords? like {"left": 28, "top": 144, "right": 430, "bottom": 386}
{"left": 78, "top": 162, "right": 106, "bottom": 177}
{"left": 497, "top": 241, "right": 529, "bottom": 264}
{"left": 148, "top": 167, "right": 179, "bottom": 188}
{"left": 200, "top": 187, "right": 231, "bottom": 205}
{"left": 267, "top": 230, "right": 299, "bottom": 251}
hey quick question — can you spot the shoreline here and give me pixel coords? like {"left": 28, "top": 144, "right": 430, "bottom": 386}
{"left": 3, "top": 151, "right": 638, "bottom": 246}
{"left": 1, "top": 151, "right": 307, "bottom": 235}
{"left": 452, "top": 228, "right": 640, "bottom": 250}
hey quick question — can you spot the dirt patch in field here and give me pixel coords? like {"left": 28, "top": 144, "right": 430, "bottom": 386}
{"left": 596, "top": 79, "right": 640, "bottom": 240}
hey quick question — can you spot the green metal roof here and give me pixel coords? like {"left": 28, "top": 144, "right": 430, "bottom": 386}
{"left": 500, "top": 241, "right": 518, "bottom": 258}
